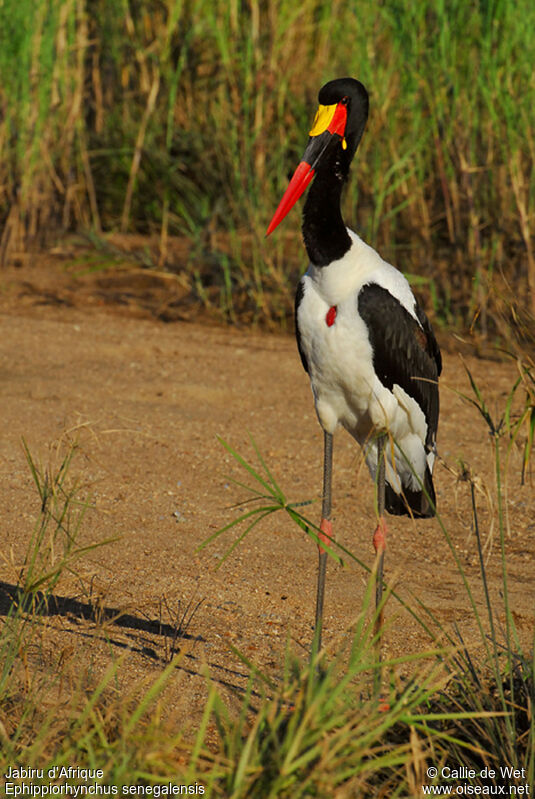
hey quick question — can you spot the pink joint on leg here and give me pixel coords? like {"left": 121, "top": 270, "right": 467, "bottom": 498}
{"left": 318, "top": 518, "right": 332, "bottom": 553}
{"left": 373, "top": 517, "right": 388, "bottom": 554}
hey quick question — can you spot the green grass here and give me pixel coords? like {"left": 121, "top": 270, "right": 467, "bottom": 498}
{"left": 0, "top": 0, "right": 534, "bottom": 333}
{"left": 1, "top": 364, "right": 533, "bottom": 794}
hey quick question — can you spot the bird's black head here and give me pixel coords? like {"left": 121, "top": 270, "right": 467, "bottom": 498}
{"left": 266, "top": 77, "right": 369, "bottom": 237}
{"left": 317, "top": 77, "right": 369, "bottom": 166}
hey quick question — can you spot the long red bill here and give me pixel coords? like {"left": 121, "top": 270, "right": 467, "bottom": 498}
{"left": 266, "top": 161, "right": 315, "bottom": 236}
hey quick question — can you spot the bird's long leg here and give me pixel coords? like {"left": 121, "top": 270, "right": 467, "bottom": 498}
{"left": 373, "top": 433, "right": 388, "bottom": 675}
{"left": 313, "top": 430, "right": 333, "bottom": 662}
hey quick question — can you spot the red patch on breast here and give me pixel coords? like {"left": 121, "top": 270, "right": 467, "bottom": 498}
{"left": 326, "top": 306, "right": 337, "bottom": 327}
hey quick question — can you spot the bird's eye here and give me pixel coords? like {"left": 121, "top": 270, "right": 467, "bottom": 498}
{"left": 341, "top": 96, "right": 349, "bottom": 105}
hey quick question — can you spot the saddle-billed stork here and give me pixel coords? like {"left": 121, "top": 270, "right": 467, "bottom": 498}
{"left": 266, "top": 78, "right": 441, "bottom": 654}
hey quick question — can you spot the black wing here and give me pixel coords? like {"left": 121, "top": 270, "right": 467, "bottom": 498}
{"left": 415, "top": 303, "right": 442, "bottom": 379}
{"left": 357, "top": 283, "right": 441, "bottom": 451}
{"left": 294, "top": 279, "right": 309, "bottom": 373}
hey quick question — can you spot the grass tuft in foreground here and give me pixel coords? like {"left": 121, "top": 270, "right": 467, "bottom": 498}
{"left": 1, "top": 362, "right": 534, "bottom": 793}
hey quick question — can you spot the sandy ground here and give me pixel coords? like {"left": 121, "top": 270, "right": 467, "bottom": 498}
{"left": 0, "top": 254, "right": 533, "bottom": 733}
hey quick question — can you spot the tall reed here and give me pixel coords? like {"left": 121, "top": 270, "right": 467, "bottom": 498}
{"left": 0, "top": 0, "right": 533, "bottom": 331}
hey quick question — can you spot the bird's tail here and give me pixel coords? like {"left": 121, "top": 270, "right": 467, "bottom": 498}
{"left": 385, "top": 465, "right": 436, "bottom": 518}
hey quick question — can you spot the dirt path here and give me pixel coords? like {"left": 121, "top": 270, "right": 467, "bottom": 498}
{"left": 0, "top": 258, "right": 533, "bottom": 730}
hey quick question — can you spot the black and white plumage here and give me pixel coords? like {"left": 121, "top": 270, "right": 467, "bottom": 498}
{"left": 266, "top": 77, "right": 441, "bottom": 652}
{"left": 295, "top": 236, "right": 441, "bottom": 518}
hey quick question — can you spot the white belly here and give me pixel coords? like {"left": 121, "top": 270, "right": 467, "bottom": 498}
{"left": 298, "top": 284, "right": 376, "bottom": 436}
